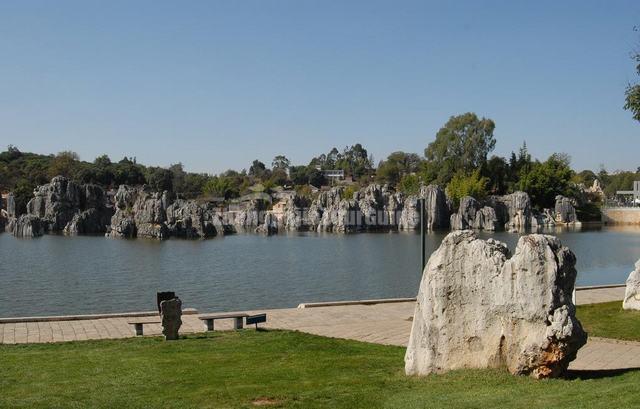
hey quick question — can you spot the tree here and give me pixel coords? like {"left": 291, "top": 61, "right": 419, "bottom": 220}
{"left": 93, "top": 154, "right": 112, "bottom": 168}
{"left": 424, "top": 113, "right": 496, "bottom": 185}
{"left": 446, "top": 170, "right": 489, "bottom": 208}
{"left": 169, "top": 163, "right": 187, "bottom": 194}
{"left": 113, "top": 158, "right": 146, "bottom": 185}
{"left": 624, "top": 27, "right": 640, "bottom": 122}
{"left": 146, "top": 167, "right": 173, "bottom": 192}
{"left": 249, "top": 160, "right": 267, "bottom": 179}
{"left": 518, "top": 153, "right": 575, "bottom": 209}
{"left": 398, "top": 174, "right": 421, "bottom": 195}
{"left": 268, "top": 168, "right": 289, "bottom": 186}
{"left": 49, "top": 151, "right": 80, "bottom": 179}
{"left": 289, "top": 165, "right": 325, "bottom": 187}
{"left": 271, "top": 155, "right": 290, "bottom": 170}
{"left": 376, "top": 151, "right": 422, "bottom": 185}
{"left": 203, "top": 176, "right": 237, "bottom": 199}
{"left": 482, "top": 155, "right": 509, "bottom": 195}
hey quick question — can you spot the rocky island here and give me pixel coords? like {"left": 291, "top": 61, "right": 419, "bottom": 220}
{"left": 1, "top": 175, "right": 580, "bottom": 239}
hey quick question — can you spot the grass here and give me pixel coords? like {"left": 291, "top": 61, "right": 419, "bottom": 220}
{"left": 2, "top": 329, "right": 640, "bottom": 409}
{"left": 577, "top": 301, "right": 640, "bottom": 341}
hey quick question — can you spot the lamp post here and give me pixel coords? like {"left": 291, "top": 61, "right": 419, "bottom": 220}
{"left": 419, "top": 198, "right": 426, "bottom": 273}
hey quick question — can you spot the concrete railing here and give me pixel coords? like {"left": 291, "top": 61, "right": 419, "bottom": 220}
{"left": 0, "top": 308, "right": 199, "bottom": 324}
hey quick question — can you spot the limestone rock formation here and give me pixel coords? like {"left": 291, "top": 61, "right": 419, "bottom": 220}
{"left": 10, "top": 214, "right": 44, "bottom": 238}
{"left": 27, "top": 176, "right": 83, "bottom": 231}
{"left": 255, "top": 212, "right": 278, "bottom": 235}
{"left": 354, "top": 184, "right": 399, "bottom": 230}
{"left": 280, "top": 195, "right": 309, "bottom": 231}
{"left": 488, "top": 191, "right": 532, "bottom": 231}
{"left": 398, "top": 185, "right": 450, "bottom": 230}
{"left": 232, "top": 199, "right": 266, "bottom": 231}
{"left": 6, "top": 193, "right": 16, "bottom": 219}
{"left": 160, "top": 297, "right": 182, "bottom": 341}
{"left": 107, "top": 186, "right": 170, "bottom": 239}
{"left": 473, "top": 206, "right": 497, "bottom": 231}
{"left": 306, "top": 187, "right": 362, "bottom": 233}
{"left": 0, "top": 194, "right": 5, "bottom": 231}
{"left": 555, "top": 195, "right": 578, "bottom": 224}
{"left": 15, "top": 177, "right": 114, "bottom": 235}
{"left": 166, "top": 199, "right": 217, "bottom": 238}
{"left": 64, "top": 208, "right": 113, "bottom": 235}
{"left": 449, "top": 197, "right": 498, "bottom": 231}
{"left": 405, "top": 230, "right": 587, "bottom": 379}
{"left": 623, "top": 260, "right": 640, "bottom": 310}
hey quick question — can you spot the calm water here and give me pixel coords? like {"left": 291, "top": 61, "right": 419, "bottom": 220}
{"left": 1, "top": 226, "right": 640, "bottom": 317}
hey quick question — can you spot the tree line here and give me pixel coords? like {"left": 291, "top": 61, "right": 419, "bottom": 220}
{"left": 0, "top": 112, "right": 635, "bottom": 217}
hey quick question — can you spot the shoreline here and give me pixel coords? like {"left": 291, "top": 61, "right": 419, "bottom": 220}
{"left": 0, "top": 285, "right": 625, "bottom": 322}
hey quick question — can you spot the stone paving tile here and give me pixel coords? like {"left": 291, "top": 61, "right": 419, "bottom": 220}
{"left": 575, "top": 287, "right": 626, "bottom": 305}
{"left": 1, "top": 288, "right": 637, "bottom": 372}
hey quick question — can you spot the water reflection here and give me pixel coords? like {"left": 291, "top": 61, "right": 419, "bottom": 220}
{"left": 0, "top": 226, "right": 639, "bottom": 317}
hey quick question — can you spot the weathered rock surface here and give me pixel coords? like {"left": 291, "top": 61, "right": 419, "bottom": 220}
{"left": 26, "top": 176, "right": 82, "bottom": 231}
{"left": 355, "top": 184, "right": 400, "bottom": 230}
{"left": 256, "top": 212, "right": 279, "bottom": 235}
{"left": 398, "top": 185, "right": 450, "bottom": 230}
{"left": 232, "top": 199, "right": 267, "bottom": 231}
{"left": 166, "top": 200, "right": 218, "bottom": 238}
{"left": 280, "top": 195, "right": 309, "bottom": 231}
{"left": 405, "top": 230, "right": 587, "bottom": 379}
{"left": 555, "top": 195, "right": 578, "bottom": 224}
{"left": 6, "top": 193, "right": 16, "bottom": 219}
{"left": 107, "top": 186, "right": 170, "bottom": 239}
{"left": 10, "top": 214, "right": 44, "bottom": 238}
{"left": 0, "top": 194, "right": 5, "bottom": 231}
{"left": 449, "top": 197, "right": 497, "bottom": 231}
{"left": 473, "top": 206, "right": 497, "bottom": 231}
{"left": 16, "top": 176, "right": 113, "bottom": 235}
{"left": 306, "top": 187, "right": 362, "bottom": 233}
{"left": 160, "top": 297, "right": 182, "bottom": 341}
{"left": 488, "top": 191, "right": 532, "bottom": 231}
{"left": 64, "top": 208, "right": 113, "bottom": 235}
{"left": 623, "top": 260, "right": 640, "bottom": 310}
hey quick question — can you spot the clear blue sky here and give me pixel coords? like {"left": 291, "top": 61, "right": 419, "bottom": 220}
{"left": 0, "top": 0, "right": 638, "bottom": 174}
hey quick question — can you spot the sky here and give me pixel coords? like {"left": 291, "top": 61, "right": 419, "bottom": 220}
{"left": 0, "top": 0, "right": 639, "bottom": 174}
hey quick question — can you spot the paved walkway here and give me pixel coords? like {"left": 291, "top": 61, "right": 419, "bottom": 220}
{"left": 1, "top": 286, "right": 637, "bottom": 372}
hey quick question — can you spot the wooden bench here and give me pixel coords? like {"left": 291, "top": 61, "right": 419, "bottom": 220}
{"left": 199, "top": 313, "right": 249, "bottom": 331}
{"left": 127, "top": 319, "right": 161, "bottom": 336}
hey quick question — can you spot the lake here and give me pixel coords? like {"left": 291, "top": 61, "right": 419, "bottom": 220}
{"left": 1, "top": 226, "right": 639, "bottom": 318}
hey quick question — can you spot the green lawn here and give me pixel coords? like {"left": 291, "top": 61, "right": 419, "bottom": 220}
{"left": 577, "top": 301, "right": 640, "bottom": 341}
{"left": 2, "top": 329, "right": 640, "bottom": 409}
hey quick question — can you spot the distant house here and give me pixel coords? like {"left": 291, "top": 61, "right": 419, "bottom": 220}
{"left": 272, "top": 188, "right": 296, "bottom": 201}
{"left": 320, "top": 169, "right": 345, "bottom": 180}
{"left": 271, "top": 200, "right": 288, "bottom": 218}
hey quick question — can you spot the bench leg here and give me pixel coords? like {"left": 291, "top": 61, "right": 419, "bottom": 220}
{"left": 205, "top": 319, "right": 214, "bottom": 331}
{"left": 134, "top": 323, "right": 143, "bottom": 336}
{"left": 234, "top": 317, "right": 243, "bottom": 330}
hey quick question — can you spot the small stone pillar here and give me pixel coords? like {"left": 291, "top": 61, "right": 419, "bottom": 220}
{"left": 160, "top": 297, "right": 182, "bottom": 341}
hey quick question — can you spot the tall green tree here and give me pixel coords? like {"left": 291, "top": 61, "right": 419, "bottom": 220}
{"left": 446, "top": 170, "right": 489, "bottom": 208}
{"left": 424, "top": 113, "right": 496, "bottom": 185}
{"left": 271, "top": 155, "right": 290, "bottom": 170}
{"left": 49, "top": 151, "right": 80, "bottom": 179}
{"left": 518, "top": 153, "right": 575, "bottom": 209}
{"left": 624, "top": 27, "right": 640, "bottom": 122}
{"left": 376, "top": 151, "right": 423, "bottom": 185}
{"left": 249, "top": 160, "right": 267, "bottom": 179}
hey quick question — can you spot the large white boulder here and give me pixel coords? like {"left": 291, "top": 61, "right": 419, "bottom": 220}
{"left": 623, "top": 260, "right": 640, "bottom": 310}
{"left": 405, "top": 230, "right": 587, "bottom": 379}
